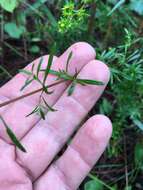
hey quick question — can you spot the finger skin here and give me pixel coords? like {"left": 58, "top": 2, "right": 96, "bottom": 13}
{"left": 0, "top": 138, "right": 32, "bottom": 190}
{"left": 16, "top": 60, "right": 110, "bottom": 180}
{"left": 34, "top": 115, "right": 112, "bottom": 190}
{"left": 0, "top": 95, "right": 10, "bottom": 114}
{"left": 0, "top": 42, "right": 95, "bottom": 142}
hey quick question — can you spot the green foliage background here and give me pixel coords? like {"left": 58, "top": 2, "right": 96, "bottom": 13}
{"left": 0, "top": 0, "right": 143, "bottom": 189}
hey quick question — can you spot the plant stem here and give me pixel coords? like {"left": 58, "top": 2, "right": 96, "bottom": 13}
{"left": 0, "top": 79, "right": 65, "bottom": 108}
{"left": 87, "top": 1, "right": 96, "bottom": 36}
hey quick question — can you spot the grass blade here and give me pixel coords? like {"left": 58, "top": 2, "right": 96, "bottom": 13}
{"left": 43, "top": 5, "right": 57, "bottom": 27}
{"left": 0, "top": 65, "right": 12, "bottom": 78}
{"left": 108, "top": 0, "right": 125, "bottom": 16}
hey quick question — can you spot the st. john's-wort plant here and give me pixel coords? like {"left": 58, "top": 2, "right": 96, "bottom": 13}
{"left": 0, "top": 47, "right": 104, "bottom": 152}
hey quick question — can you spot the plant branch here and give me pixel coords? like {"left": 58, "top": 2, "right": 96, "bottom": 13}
{"left": 87, "top": 1, "right": 96, "bottom": 36}
{"left": 0, "top": 79, "right": 65, "bottom": 108}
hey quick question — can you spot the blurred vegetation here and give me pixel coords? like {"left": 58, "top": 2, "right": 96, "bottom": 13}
{"left": 0, "top": 0, "right": 143, "bottom": 189}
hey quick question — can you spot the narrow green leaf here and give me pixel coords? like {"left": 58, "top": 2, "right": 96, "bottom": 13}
{"left": 108, "top": 0, "right": 125, "bottom": 16}
{"left": 42, "top": 97, "right": 57, "bottom": 112}
{"left": 6, "top": 127, "right": 26, "bottom": 152}
{"left": 19, "top": 69, "right": 33, "bottom": 76}
{"left": 43, "top": 44, "right": 56, "bottom": 85}
{"left": 66, "top": 51, "right": 73, "bottom": 72}
{"left": 31, "top": 63, "right": 35, "bottom": 73}
{"left": 68, "top": 81, "right": 76, "bottom": 96}
{"left": 77, "top": 78, "right": 104, "bottom": 85}
{"left": 43, "top": 5, "right": 58, "bottom": 27}
{"left": 24, "top": 0, "right": 46, "bottom": 18}
{"left": 37, "top": 57, "right": 43, "bottom": 77}
{"left": 49, "top": 69, "right": 73, "bottom": 81}
{"left": 43, "top": 54, "right": 53, "bottom": 85}
{"left": 26, "top": 106, "right": 39, "bottom": 117}
{"left": 20, "top": 78, "right": 34, "bottom": 91}
{"left": 47, "top": 69, "right": 59, "bottom": 78}
{"left": 42, "top": 69, "right": 104, "bottom": 86}
{"left": 0, "top": 115, "right": 26, "bottom": 152}
{"left": 41, "top": 68, "right": 73, "bottom": 81}
{"left": 33, "top": 75, "right": 43, "bottom": 86}
{"left": 39, "top": 107, "right": 46, "bottom": 120}
{"left": 49, "top": 69, "right": 62, "bottom": 79}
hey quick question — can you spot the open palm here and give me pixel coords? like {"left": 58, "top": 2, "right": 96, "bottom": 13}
{"left": 0, "top": 42, "right": 112, "bottom": 190}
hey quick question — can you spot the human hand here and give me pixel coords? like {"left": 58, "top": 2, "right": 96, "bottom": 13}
{"left": 0, "top": 42, "right": 112, "bottom": 190}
